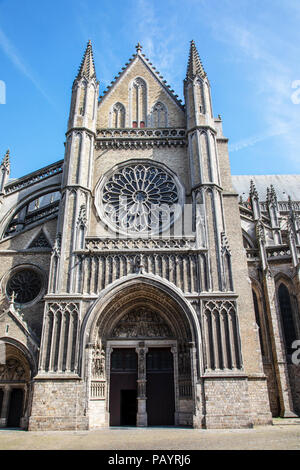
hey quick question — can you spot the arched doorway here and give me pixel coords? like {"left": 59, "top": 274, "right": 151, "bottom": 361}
{"left": 0, "top": 343, "right": 31, "bottom": 429}
{"left": 85, "top": 278, "right": 199, "bottom": 428}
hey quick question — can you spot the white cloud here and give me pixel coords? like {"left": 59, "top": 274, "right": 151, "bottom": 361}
{"left": 0, "top": 26, "right": 54, "bottom": 106}
{"left": 209, "top": 14, "right": 300, "bottom": 168}
{"left": 134, "top": 0, "right": 186, "bottom": 96}
{"left": 229, "top": 129, "right": 285, "bottom": 152}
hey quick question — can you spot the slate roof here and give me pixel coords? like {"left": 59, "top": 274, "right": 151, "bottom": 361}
{"left": 232, "top": 174, "right": 300, "bottom": 201}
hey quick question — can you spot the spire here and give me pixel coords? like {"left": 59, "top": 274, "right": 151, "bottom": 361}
{"left": 76, "top": 40, "right": 96, "bottom": 81}
{"left": 186, "top": 40, "right": 206, "bottom": 80}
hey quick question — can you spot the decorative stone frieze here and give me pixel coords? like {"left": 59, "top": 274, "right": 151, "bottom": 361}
{"left": 111, "top": 308, "right": 174, "bottom": 338}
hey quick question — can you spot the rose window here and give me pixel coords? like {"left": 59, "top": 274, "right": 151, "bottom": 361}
{"left": 99, "top": 163, "right": 183, "bottom": 234}
{"left": 6, "top": 268, "right": 42, "bottom": 304}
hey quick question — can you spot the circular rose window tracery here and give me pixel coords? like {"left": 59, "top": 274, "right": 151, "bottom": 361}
{"left": 97, "top": 162, "right": 183, "bottom": 235}
{"left": 6, "top": 269, "right": 42, "bottom": 304}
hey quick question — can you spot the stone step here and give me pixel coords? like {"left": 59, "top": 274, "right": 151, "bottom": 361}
{"left": 273, "top": 418, "right": 300, "bottom": 425}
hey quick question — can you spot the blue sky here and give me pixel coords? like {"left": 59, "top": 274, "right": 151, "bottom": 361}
{"left": 0, "top": 0, "right": 300, "bottom": 179}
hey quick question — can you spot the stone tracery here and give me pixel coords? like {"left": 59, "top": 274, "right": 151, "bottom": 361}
{"left": 6, "top": 269, "right": 42, "bottom": 304}
{"left": 111, "top": 308, "right": 174, "bottom": 338}
{"left": 101, "top": 163, "right": 180, "bottom": 234}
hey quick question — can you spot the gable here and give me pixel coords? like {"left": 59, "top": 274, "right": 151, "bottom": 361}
{"left": 27, "top": 229, "right": 52, "bottom": 249}
{"left": 97, "top": 54, "right": 185, "bottom": 129}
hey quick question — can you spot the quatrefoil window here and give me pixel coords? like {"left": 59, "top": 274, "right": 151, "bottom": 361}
{"left": 96, "top": 162, "right": 184, "bottom": 235}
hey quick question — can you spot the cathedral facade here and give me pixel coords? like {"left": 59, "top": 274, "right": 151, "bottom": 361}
{"left": 0, "top": 41, "right": 299, "bottom": 430}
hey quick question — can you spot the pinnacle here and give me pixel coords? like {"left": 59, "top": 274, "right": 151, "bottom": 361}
{"left": 186, "top": 39, "right": 206, "bottom": 80}
{"left": 1, "top": 149, "right": 10, "bottom": 171}
{"left": 266, "top": 186, "right": 276, "bottom": 206}
{"left": 250, "top": 179, "right": 258, "bottom": 198}
{"left": 76, "top": 40, "right": 97, "bottom": 81}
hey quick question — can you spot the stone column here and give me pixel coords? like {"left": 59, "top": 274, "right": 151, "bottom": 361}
{"left": 105, "top": 346, "right": 113, "bottom": 427}
{"left": 190, "top": 342, "right": 205, "bottom": 428}
{"left": 48, "top": 312, "right": 58, "bottom": 372}
{"left": 171, "top": 345, "right": 179, "bottom": 425}
{"left": 19, "top": 385, "right": 27, "bottom": 429}
{"left": 39, "top": 311, "right": 51, "bottom": 372}
{"left": 57, "top": 314, "right": 67, "bottom": 372}
{"left": 0, "top": 386, "right": 11, "bottom": 427}
{"left": 136, "top": 343, "right": 148, "bottom": 427}
{"left": 220, "top": 312, "right": 229, "bottom": 369}
{"left": 66, "top": 314, "right": 75, "bottom": 373}
{"left": 203, "top": 312, "right": 212, "bottom": 371}
{"left": 212, "top": 312, "right": 220, "bottom": 370}
{"left": 228, "top": 312, "right": 237, "bottom": 370}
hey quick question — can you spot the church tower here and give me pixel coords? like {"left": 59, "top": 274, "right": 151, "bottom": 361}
{"left": 183, "top": 41, "right": 272, "bottom": 427}
{"left": 50, "top": 40, "right": 99, "bottom": 294}
{"left": 28, "top": 42, "right": 99, "bottom": 430}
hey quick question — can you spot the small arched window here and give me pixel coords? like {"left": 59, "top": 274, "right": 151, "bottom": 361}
{"left": 131, "top": 77, "right": 147, "bottom": 127}
{"left": 278, "top": 283, "right": 297, "bottom": 356}
{"left": 151, "top": 101, "right": 167, "bottom": 127}
{"left": 112, "top": 102, "right": 125, "bottom": 128}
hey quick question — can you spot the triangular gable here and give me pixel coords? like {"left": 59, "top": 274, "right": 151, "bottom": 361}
{"left": 0, "top": 305, "right": 39, "bottom": 350}
{"left": 99, "top": 46, "right": 184, "bottom": 112}
{"left": 27, "top": 229, "right": 52, "bottom": 249}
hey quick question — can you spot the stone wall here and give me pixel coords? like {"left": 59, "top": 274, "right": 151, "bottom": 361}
{"left": 263, "top": 363, "right": 280, "bottom": 416}
{"left": 28, "top": 379, "right": 88, "bottom": 431}
{"left": 97, "top": 55, "right": 185, "bottom": 129}
{"left": 247, "top": 375, "right": 273, "bottom": 425}
{"left": 288, "top": 364, "right": 300, "bottom": 414}
{"left": 204, "top": 376, "right": 253, "bottom": 428}
{"left": 89, "top": 400, "right": 108, "bottom": 429}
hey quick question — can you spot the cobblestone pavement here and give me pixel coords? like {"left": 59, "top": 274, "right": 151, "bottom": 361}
{"left": 0, "top": 424, "right": 300, "bottom": 450}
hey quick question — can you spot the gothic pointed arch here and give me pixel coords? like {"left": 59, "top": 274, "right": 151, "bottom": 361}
{"left": 250, "top": 278, "right": 269, "bottom": 358}
{"left": 275, "top": 277, "right": 298, "bottom": 357}
{"left": 0, "top": 337, "right": 37, "bottom": 377}
{"left": 0, "top": 339, "right": 36, "bottom": 429}
{"left": 80, "top": 275, "right": 202, "bottom": 371}
{"left": 130, "top": 77, "right": 147, "bottom": 127}
{"left": 79, "top": 275, "right": 202, "bottom": 427}
{"left": 151, "top": 101, "right": 168, "bottom": 127}
{"left": 111, "top": 102, "right": 126, "bottom": 128}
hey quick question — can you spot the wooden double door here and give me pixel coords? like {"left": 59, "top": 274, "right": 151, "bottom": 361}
{"left": 109, "top": 347, "right": 175, "bottom": 426}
